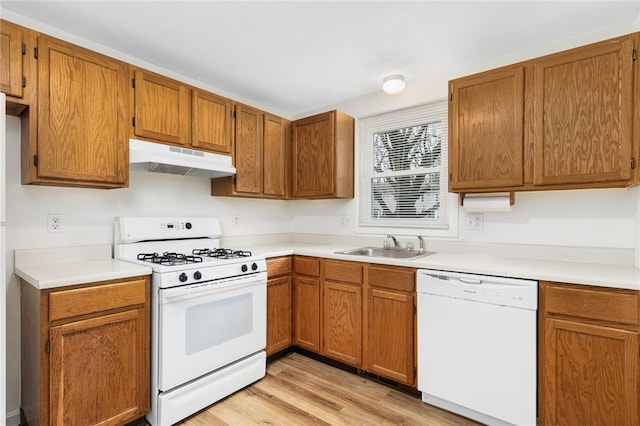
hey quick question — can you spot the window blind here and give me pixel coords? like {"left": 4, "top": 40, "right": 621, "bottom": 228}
{"left": 359, "top": 100, "right": 448, "bottom": 229}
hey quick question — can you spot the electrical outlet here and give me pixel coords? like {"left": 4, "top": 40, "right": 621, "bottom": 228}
{"left": 47, "top": 214, "right": 63, "bottom": 233}
{"left": 465, "top": 213, "right": 484, "bottom": 231}
{"left": 233, "top": 215, "right": 240, "bottom": 226}
{"left": 340, "top": 215, "right": 351, "bottom": 226}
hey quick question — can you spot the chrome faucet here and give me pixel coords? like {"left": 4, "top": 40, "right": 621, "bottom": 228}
{"left": 417, "top": 235, "right": 425, "bottom": 253}
{"left": 386, "top": 234, "right": 400, "bottom": 249}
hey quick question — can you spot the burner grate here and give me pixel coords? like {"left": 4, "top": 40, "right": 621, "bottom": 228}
{"left": 137, "top": 252, "right": 204, "bottom": 265}
{"left": 192, "top": 248, "right": 253, "bottom": 259}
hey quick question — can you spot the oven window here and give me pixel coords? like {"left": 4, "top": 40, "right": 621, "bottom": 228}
{"left": 185, "top": 293, "right": 253, "bottom": 355}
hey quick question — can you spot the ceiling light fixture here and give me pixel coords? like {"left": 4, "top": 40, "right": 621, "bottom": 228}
{"left": 382, "top": 74, "right": 406, "bottom": 95}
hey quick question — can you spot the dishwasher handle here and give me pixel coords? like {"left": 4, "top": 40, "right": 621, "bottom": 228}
{"left": 424, "top": 273, "right": 482, "bottom": 285}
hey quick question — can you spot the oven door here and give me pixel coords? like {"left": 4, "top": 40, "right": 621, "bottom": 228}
{"left": 157, "top": 273, "right": 266, "bottom": 391}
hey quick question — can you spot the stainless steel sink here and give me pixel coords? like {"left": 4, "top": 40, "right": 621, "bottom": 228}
{"left": 335, "top": 246, "right": 434, "bottom": 259}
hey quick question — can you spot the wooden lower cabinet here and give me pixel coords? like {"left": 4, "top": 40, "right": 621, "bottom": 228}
{"left": 266, "top": 256, "right": 293, "bottom": 356}
{"left": 290, "top": 257, "right": 416, "bottom": 387}
{"left": 293, "top": 256, "right": 321, "bottom": 352}
{"left": 365, "top": 265, "right": 416, "bottom": 386}
{"left": 539, "top": 281, "right": 640, "bottom": 426}
{"left": 321, "top": 260, "right": 363, "bottom": 367}
{"left": 21, "top": 276, "right": 150, "bottom": 426}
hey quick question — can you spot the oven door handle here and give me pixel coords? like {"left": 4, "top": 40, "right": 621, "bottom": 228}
{"left": 160, "top": 277, "right": 266, "bottom": 304}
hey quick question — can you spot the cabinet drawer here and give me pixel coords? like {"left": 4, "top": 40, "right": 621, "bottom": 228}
{"left": 267, "top": 256, "right": 292, "bottom": 278}
{"left": 294, "top": 256, "right": 320, "bottom": 277}
{"left": 368, "top": 265, "right": 415, "bottom": 292}
{"left": 49, "top": 278, "right": 148, "bottom": 322}
{"left": 325, "top": 260, "right": 363, "bottom": 284}
{"left": 544, "top": 282, "right": 640, "bottom": 326}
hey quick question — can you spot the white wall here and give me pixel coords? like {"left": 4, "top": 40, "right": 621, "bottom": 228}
{"left": 295, "top": 19, "right": 640, "bottom": 120}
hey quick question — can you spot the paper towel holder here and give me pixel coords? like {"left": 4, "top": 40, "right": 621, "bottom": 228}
{"left": 458, "top": 192, "right": 515, "bottom": 207}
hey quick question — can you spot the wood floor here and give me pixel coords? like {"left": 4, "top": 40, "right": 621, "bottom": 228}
{"left": 179, "top": 353, "right": 479, "bottom": 426}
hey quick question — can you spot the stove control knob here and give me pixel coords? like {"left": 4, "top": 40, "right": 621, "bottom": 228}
{"left": 185, "top": 222, "right": 192, "bottom": 230}
{"left": 251, "top": 263, "right": 258, "bottom": 271}
{"left": 241, "top": 264, "right": 248, "bottom": 273}
{"left": 179, "top": 273, "right": 188, "bottom": 282}
{"left": 194, "top": 271, "right": 202, "bottom": 280}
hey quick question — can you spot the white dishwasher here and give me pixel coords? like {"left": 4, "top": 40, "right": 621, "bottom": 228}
{"left": 417, "top": 269, "right": 538, "bottom": 426}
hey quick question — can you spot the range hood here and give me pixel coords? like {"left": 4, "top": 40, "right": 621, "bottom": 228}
{"left": 129, "top": 139, "right": 235, "bottom": 178}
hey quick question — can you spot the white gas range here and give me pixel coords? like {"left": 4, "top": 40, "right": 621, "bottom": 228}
{"left": 114, "top": 217, "right": 267, "bottom": 426}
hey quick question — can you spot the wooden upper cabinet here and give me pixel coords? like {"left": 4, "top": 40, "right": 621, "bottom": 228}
{"left": 234, "top": 104, "right": 263, "bottom": 194}
{"left": 449, "top": 65, "right": 525, "bottom": 191}
{"left": 192, "top": 89, "right": 233, "bottom": 154}
{"left": 0, "top": 20, "right": 25, "bottom": 98}
{"left": 450, "top": 33, "right": 638, "bottom": 193}
{"left": 635, "top": 33, "right": 640, "bottom": 186}
{"left": 211, "top": 106, "right": 289, "bottom": 198}
{"left": 263, "top": 113, "right": 287, "bottom": 197}
{"left": 292, "top": 110, "right": 354, "bottom": 199}
{"left": 37, "top": 36, "right": 128, "bottom": 187}
{"left": 533, "top": 36, "right": 634, "bottom": 186}
{"left": 132, "top": 68, "right": 190, "bottom": 145}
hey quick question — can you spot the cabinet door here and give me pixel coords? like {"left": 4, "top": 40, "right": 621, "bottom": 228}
{"left": 293, "top": 275, "right": 320, "bottom": 352}
{"left": 192, "top": 89, "right": 232, "bottom": 153}
{"left": 449, "top": 66, "right": 524, "bottom": 190}
{"left": 366, "top": 288, "right": 415, "bottom": 386}
{"left": 533, "top": 37, "right": 633, "bottom": 186}
{"left": 49, "top": 308, "right": 149, "bottom": 426}
{"left": 266, "top": 275, "right": 292, "bottom": 356}
{"left": 322, "top": 281, "right": 362, "bottom": 367}
{"left": 0, "top": 20, "right": 24, "bottom": 98}
{"left": 133, "top": 69, "right": 189, "bottom": 145}
{"left": 263, "top": 114, "right": 286, "bottom": 197}
{"left": 541, "top": 318, "right": 639, "bottom": 426}
{"left": 234, "top": 104, "right": 263, "bottom": 194}
{"left": 292, "top": 111, "right": 335, "bottom": 197}
{"left": 37, "top": 36, "right": 127, "bottom": 186}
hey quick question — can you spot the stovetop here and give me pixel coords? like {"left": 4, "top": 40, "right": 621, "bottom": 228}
{"left": 136, "top": 248, "right": 254, "bottom": 266}
{"left": 114, "top": 217, "right": 268, "bottom": 287}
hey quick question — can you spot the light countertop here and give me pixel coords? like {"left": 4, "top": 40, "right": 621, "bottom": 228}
{"left": 14, "top": 245, "right": 152, "bottom": 289}
{"left": 248, "top": 242, "right": 640, "bottom": 290}
{"left": 14, "top": 242, "right": 640, "bottom": 290}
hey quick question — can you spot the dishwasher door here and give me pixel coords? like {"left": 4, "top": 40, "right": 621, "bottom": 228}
{"left": 417, "top": 269, "right": 537, "bottom": 426}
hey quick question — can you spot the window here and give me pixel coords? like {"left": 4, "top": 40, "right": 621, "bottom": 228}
{"left": 359, "top": 100, "right": 448, "bottom": 229}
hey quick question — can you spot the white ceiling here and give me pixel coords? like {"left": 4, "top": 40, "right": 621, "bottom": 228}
{"left": 2, "top": 1, "right": 639, "bottom": 118}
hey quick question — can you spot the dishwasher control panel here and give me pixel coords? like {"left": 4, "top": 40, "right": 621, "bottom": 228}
{"left": 417, "top": 269, "right": 538, "bottom": 310}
